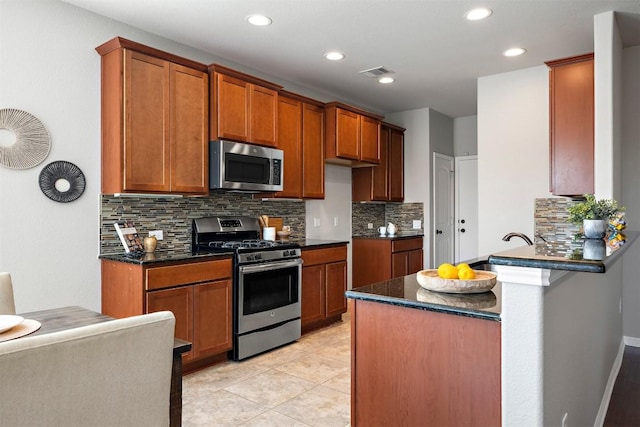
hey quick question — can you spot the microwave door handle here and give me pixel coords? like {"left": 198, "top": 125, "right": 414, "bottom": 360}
{"left": 239, "top": 259, "right": 302, "bottom": 274}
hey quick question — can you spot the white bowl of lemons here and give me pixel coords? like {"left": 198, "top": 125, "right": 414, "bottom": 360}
{"left": 416, "top": 263, "right": 497, "bottom": 294}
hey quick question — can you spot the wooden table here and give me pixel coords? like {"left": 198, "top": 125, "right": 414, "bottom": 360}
{"left": 20, "top": 306, "right": 191, "bottom": 427}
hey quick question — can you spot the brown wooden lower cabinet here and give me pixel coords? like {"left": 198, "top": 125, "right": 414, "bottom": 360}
{"left": 350, "top": 299, "right": 501, "bottom": 426}
{"left": 301, "top": 245, "right": 348, "bottom": 332}
{"left": 353, "top": 236, "right": 423, "bottom": 287}
{"left": 102, "top": 257, "right": 232, "bottom": 366}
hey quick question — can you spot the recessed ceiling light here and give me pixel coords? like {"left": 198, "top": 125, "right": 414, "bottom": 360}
{"left": 246, "top": 14, "right": 272, "bottom": 26}
{"left": 504, "top": 47, "right": 527, "bottom": 57}
{"left": 465, "top": 7, "right": 493, "bottom": 21}
{"left": 378, "top": 76, "right": 395, "bottom": 84}
{"left": 324, "top": 51, "right": 345, "bottom": 61}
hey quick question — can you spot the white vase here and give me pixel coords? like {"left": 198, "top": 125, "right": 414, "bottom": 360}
{"left": 583, "top": 219, "right": 607, "bottom": 239}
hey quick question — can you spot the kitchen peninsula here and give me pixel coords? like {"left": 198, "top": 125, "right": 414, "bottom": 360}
{"left": 346, "top": 232, "right": 638, "bottom": 426}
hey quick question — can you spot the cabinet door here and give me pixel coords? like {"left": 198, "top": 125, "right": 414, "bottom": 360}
{"left": 548, "top": 55, "right": 594, "bottom": 196}
{"left": 276, "top": 97, "right": 302, "bottom": 198}
{"left": 193, "top": 280, "right": 232, "bottom": 358}
{"left": 391, "top": 252, "right": 408, "bottom": 278}
{"left": 147, "top": 286, "right": 194, "bottom": 361}
{"left": 389, "top": 128, "right": 404, "bottom": 201}
{"left": 371, "top": 126, "right": 390, "bottom": 200}
{"left": 302, "top": 265, "right": 325, "bottom": 327}
{"left": 408, "top": 249, "right": 423, "bottom": 275}
{"left": 360, "top": 116, "right": 381, "bottom": 164}
{"left": 170, "top": 64, "right": 208, "bottom": 193}
{"left": 325, "top": 261, "right": 347, "bottom": 318}
{"left": 124, "top": 50, "right": 170, "bottom": 192}
{"left": 249, "top": 84, "right": 278, "bottom": 147}
{"left": 302, "top": 103, "right": 325, "bottom": 199}
{"left": 215, "top": 73, "right": 249, "bottom": 142}
{"left": 335, "top": 108, "right": 360, "bottom": 160}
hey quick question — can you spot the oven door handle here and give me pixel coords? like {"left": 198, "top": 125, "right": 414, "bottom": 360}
{"left": 239, "top": 258, "right": 303, "bottom": 274}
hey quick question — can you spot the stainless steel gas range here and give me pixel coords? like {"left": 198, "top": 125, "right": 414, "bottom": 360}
{"left": 192, "top": 216, "right": 302, "bottom": 361}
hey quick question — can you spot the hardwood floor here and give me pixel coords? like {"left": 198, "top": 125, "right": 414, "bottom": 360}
{"left": 604, "top": 345, "right": 640, "bottom": 426}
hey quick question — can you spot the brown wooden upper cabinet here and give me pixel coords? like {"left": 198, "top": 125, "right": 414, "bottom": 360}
{"left": 546, "top": 53, "right": 594, "bottom": 197}
{"left": 272, "top": 91, "right": 325, "bottom": 199}
{"left": 209, "top": 64, "right": 282, "bottom": 148}
{"left": 325, "top": 102, "right": 383, "bottom": 166}
{"left": 353, "top": 122, "right": 405, "bottom": 202}
{"left": 96, "top": 37, "right": 209, "bottom": 194}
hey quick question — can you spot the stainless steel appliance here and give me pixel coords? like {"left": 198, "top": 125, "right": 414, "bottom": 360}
{"left": 192, "top": 216, "right": 301, "bottom": 360}
{"left": 209, "top": 140, "right": 283, "bottom": 192}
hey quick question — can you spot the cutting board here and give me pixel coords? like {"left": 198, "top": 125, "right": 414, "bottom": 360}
{"left": 269, "top": 217, "right": 283, "bottom": 232}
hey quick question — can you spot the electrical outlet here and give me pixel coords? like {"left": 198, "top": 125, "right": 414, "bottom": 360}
{"left": 619, "top": 298, "right": 622, "bottom": 314}
{"left": 562, "top": 412, "right": 568, "bottom": 427}
{"left": 149, "top": 230, "right": 163, "bottom": 241}
{"left": 333, "top": 217, "right": 339, "bottom": 227}
{"left": 313, "top": 217, "right": 321, "bottom": 227}
{"left": 413, "top": 220, "right": 421, "bottom": 229}
{"left": 368, "top": 223, "right": 373, "bottom": 229}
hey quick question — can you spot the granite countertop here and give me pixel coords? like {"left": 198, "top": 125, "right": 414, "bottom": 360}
{"left": 346, "top": 273, "right": 501, "bottom": 322}
{"left": 352, "top": 231, "right": 424, "bottom": 240}
{"left": 99, "top": 239, "right": 349, "bottom": 265}
{"left": 488, "top": 231, "right": 638, "bottom": 273}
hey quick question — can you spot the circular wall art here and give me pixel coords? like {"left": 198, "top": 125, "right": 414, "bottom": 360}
{"left": 0, "top": 108, "right": 51, "bottom": 169}
{"left": 39, "top": 161, "right": 86, "bottom": 203}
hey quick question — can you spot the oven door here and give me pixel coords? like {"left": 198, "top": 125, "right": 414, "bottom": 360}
{"left": 237, "top": 258, "right": 302, "bottom": 334}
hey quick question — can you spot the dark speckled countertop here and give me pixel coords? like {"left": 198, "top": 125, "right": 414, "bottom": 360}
{"left": 99, "top": 239, "right": 349, "bottom": 265}
{"left": 489, "top": 231, "right": 638, "bottom": 273}
{"left": 346, "top": 272, "right": 501, "bottom": 322}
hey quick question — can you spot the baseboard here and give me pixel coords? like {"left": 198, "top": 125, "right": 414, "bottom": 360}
{"left": 624, "top": 335, "right": 640, "bottom": 347}
{"left": 593, "top": 337, "right": 626, "bottom": 427}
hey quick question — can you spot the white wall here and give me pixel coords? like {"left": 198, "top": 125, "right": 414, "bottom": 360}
{"left": 621, "top": 45, "right": 640, "bottom": 340}
{"left": 387, "top": 108, "right": 432, "bottom": 266}
{"left": 305, "top": 164, "right": 353, "bottom": 288}
{"left": 594, "top": 11, "right": 624, "bottom": 201}
{"left": 543, "top": 263, "right": 623, "bottom": 426}
{"left": 454, "top": 115, "right": 478, "bottom": 156}
{"left": 477, "top": 66, "right": 551, "bottom": 256}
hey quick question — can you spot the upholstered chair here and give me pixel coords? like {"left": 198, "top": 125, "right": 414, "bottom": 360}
{"left": 0, "top": 311, "right": 176, "bottom": 426}
{"left": 0, "top": 272, "right": 16, "bottom": 315}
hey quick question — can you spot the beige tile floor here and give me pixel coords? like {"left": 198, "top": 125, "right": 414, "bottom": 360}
{"left": 182, "top": 314, "right": 351, "bottom": 427}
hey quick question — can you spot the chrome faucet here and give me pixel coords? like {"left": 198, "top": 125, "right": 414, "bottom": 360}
{"left": 502, "top": 232, "right": 533, "bottom": 246}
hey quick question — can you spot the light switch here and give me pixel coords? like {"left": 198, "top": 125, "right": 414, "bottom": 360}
{"left": 313, "top": 217, "right": 321, "bottom": 227}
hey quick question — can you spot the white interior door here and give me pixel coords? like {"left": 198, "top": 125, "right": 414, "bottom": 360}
{"left": 433, "top": 153, "right": 454, "bottom": 266}
{"left": 455, "top": 156, "right": 478, "bottom": 263}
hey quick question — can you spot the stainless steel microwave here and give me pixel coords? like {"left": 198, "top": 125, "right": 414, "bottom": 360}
{"left": 209, "top": 140, "right": 283, "bottom": 192}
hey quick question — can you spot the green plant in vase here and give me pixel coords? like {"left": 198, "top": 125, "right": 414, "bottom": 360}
{"left": 567, "top": 194, "right": 623, "bottom": 239}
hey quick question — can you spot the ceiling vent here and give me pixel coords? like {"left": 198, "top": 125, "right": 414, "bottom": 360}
{"left": 359, "top": 66, "right": 393, "bottom": 78}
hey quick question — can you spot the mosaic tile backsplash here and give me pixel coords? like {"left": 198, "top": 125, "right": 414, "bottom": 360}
{"left": 534, "top": 197, "right": 582, "bottom": 255}
{"left": 352, "top": 202, "right": 424, "bottom": 236}
{"left": 100, "top": 193, "right": 306, "bottom": 254}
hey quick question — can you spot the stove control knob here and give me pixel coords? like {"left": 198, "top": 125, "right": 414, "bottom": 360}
{"left": 246, "top": 255, "right": 254, "bottom": 261}
{"left": 255, "top": 254, "right": 262, "bottom": 260}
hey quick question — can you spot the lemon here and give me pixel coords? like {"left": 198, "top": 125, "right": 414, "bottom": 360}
{"left": 437, "top": 263, "right": 458, "bottom": 279}
{"left": 456, "top": 263, "right": 471, "bottom": 272}
{"left": 458, "top": 267, "right": 476, "bottom": 280}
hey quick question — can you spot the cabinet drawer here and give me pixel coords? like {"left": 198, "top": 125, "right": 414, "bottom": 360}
{"left": 302, "top": 245, "right": 347, "bottom": 266}
{"left": 391, "top": 238, "right": 423, "bottom": 253}
{"left": 146, "top": 258, "right": 232, "bottom": 290}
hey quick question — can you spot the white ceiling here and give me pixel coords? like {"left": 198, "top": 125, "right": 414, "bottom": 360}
{"left": 63, "top": 0, "right": 640, "bottom": 118}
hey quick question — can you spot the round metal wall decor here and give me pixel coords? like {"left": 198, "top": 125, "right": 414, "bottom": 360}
{"left": 39, "top": 161, "right": 86, "bottom": 203}
{"left": 0, "top": 108, "right": 51, "bottom": 169}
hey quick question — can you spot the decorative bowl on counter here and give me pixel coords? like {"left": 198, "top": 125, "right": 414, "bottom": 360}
{"left": 276, "top": 231, "right": 291, "bottom": 239}
{"left": 416, "top": 269, "right": 497, "bottom": 294}
{"left": 416, "top": 287, "right": 497, "bottom": 309}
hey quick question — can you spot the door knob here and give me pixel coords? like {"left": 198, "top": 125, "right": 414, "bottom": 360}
{"left": 461, "top": 219, "right": 466, "bottom": 224}
{"left": 460, "top": 228, "right": 466, "bottom": 233}
{"left": 436, "top": 230, "right": 443, "bottom": 234}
